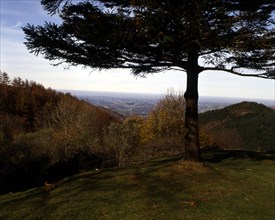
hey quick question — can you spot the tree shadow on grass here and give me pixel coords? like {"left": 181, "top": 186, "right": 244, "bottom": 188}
{"left": 202, "top": 149, "right": 275, "bottom": 163}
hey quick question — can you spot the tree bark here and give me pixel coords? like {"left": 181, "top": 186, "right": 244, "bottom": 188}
{"left": 183, "top": 52, "right": 202, "bottom": 162}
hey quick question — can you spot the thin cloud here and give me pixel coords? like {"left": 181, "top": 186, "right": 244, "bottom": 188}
{"left": 10, "top": 21, "right": 23, "bottom": 29}
{"left": 0, "top": 8, "right": 28, "bottom": 17}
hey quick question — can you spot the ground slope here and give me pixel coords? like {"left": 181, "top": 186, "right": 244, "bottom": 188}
{"left": 0, "top": 150, "right": 274, "bottom": 219}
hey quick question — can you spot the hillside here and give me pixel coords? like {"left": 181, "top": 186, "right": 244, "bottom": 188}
{"left": 1, "top": 72, "right": 274, "bottom": 195}
{"left": 0, "top": 72, "right": 121, "bottom": 193}
{"left": 199, "top": 102, "right": 275, "bottom": 152}
{"left": 0, "top": 151, "right": 274, "bottom": 219}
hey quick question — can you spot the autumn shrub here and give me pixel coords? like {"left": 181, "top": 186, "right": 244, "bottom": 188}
{"left": 199, "top": 128, "right": 217, "bottom": 150}
{"left": 45, "top": 96, "right": 118, "bottom": 162}
{"left": 104, "top": 116, "right": 144, "bottom": 166}
{"left": 141, "top": 90, "right": 185, "bottom": 154}
{"left": 103, "top": 91, "right": 187, "bottom": 166}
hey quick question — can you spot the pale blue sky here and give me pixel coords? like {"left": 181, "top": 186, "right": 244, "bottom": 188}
{"left": 0, "top": 0, "right": 274, "bottom": 101}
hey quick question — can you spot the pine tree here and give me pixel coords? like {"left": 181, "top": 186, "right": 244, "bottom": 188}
{"left": 0, "top": 71, "right": 11, "bottom": 85}
{"left": 23, "top": 0, "right": 275, "bottom": 161}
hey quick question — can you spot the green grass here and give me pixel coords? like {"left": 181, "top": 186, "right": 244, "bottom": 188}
{"left": 0, "top": 150, "right": 274, "bottom": 219}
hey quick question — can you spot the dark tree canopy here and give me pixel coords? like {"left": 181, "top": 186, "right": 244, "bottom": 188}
{"left": 23, "top": 0, "right": 275, "bottom": 77}
{"left": 23, "top": 0, "right": 275, "bottom": 161}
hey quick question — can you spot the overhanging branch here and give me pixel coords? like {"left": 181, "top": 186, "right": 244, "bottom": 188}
{"left": 202, "top": 67, "right": 275, "bottom": 79}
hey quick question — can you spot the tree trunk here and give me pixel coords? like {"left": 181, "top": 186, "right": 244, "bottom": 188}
{"left": 183, "top": 54, "right": 201, "bottom": 161}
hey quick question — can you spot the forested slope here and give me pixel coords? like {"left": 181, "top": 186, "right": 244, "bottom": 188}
{"left": 199, "top": 102, "right": 275, "bottom": 152}
{"left": 0, "top": 72, "right": 121, "bottom": 193}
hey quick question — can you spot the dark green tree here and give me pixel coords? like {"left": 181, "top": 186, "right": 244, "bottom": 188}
{"left": 23, "top": 0, "right": 274, "bottom": 161}
{"left": 0, "top": 71, "right": 11, "bottom": 85}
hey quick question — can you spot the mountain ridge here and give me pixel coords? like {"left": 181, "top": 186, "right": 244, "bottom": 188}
{"left": 199, "top": 101, "right": 275, "bottom": 152}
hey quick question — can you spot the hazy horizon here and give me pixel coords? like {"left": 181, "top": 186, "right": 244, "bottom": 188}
{"left": 59, "top": 89, "right": 274, "bottom": 106}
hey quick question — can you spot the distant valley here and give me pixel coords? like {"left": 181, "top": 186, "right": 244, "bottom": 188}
{"left": 62, "top": 90, "right": 274, "bottom": 117}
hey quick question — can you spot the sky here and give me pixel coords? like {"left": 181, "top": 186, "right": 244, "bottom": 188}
{"left": 0, "top": 0, "right": 274, "bottom": 101}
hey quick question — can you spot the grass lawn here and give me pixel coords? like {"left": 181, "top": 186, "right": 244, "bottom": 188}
{"left": 0, "top": 150, "right": 274, "bottom": 219}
